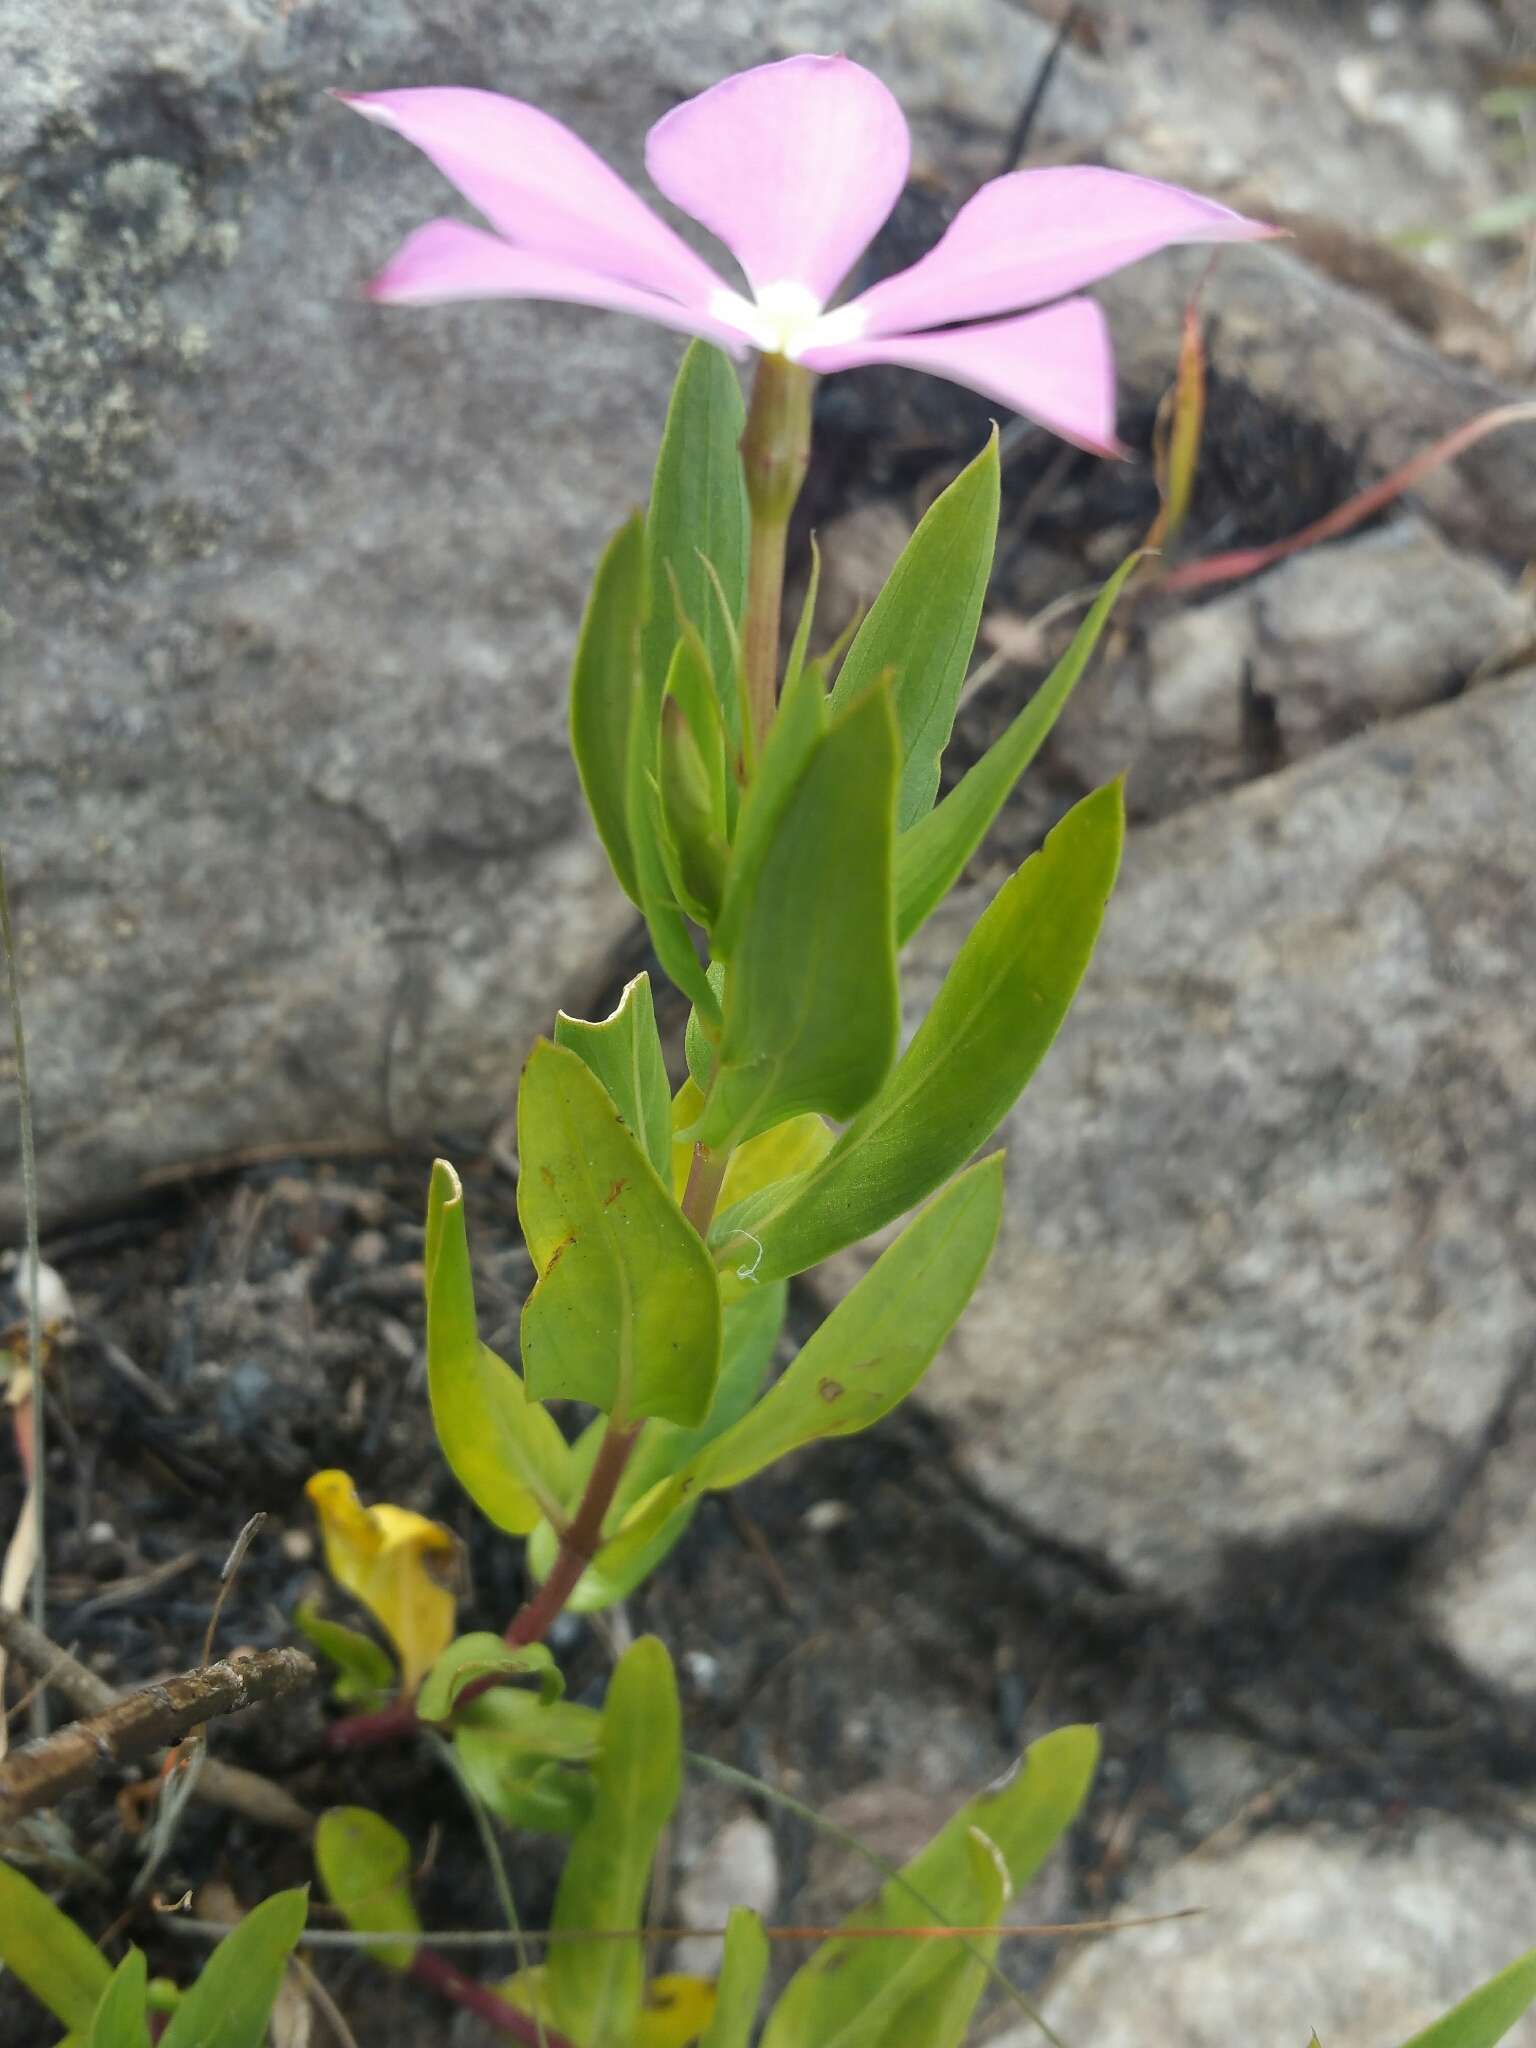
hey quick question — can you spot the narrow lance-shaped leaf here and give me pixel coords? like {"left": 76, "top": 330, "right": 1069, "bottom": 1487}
{"left": 895, "top": 554, "right": 1140, "bottom": 945}
{"left": 1396, "top": 1949, "right": 1536, "bottom": 2048}
{"left": 159, "top": 1889, "right": 309, "bottom": 2048}
{"left": 598, "top": 1160, "right": 1001, "bottom": 1575}
{"left": 548, "top": 1636, "right": 683, "bottom": 2048}
{"left": 831, "top": 431, "right": 1000, "bottom": 830}
{"left": 656, "top": 627, "right": 731, "bottom": 927}
{"left": 641, "top": 341, "right": 749, "bottom": 758}
{"left": 315, "top": 1808, "right": 421, "bottom": 1973}
{"left": 570, "top": 511, "right": 646, "bottom": 904}
{"left": 425, "top": 1159, "right": 574, "bottom": 1534}
{"left": 87, "top": 1947, "right": 151, "bottom": 2048}
{"left": 727, "top": 780, "right": 1124, "bottom": 1285}
{"left": 698, "top": 1909, "right": 770, "bottom": 2048}
{"left": 874, "top": 1836, "right": 1007, "bottom": 2048}
{"left": 697, "top": 677, "right": 900, "bottom": 1150}
{"left": 0, "top": 1860, "right": 114, "bottom": 2035}
{"left": 555, "top": 972, "right": 672, "bottom": 1182}
{"left": 519, "top": 1040, "right": 722, "bottom": 1426}
{"left": 762, "top": 1726, "right": 1098, "bottom": 2048}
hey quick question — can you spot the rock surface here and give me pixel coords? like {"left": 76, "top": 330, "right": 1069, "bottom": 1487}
{"left": 989, "top": 1819, "right": 1536, "bottom": 2048}
{"left": 6, "top": 0, "right": 1534, "bottom": 1232}
{"left": 893, "top": 673, "right": 1536, "bottom": 1606}
{"left": 1420, "top": 1373, "right": 1536, "bottom": 1706}
{"left": 1050, "top": 517, "right": 1533, "bottom": 822}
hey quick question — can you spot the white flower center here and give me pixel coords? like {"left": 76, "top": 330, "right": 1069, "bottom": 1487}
{"left": 710, "top": 280, "right": 869, "bottom": 360}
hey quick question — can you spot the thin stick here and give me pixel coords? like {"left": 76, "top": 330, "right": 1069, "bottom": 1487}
{"left": 163, "top": 1908, "right": 1201, "bottom": 1950}
{"left": 0, "top": 1606, "right": 315, "bottom": 1834}
{"left": 0, "top": 849, "right": 47, "bottom": 1740}
{"left": 0, "top": 1646, "right": 316, "bottom": 1828}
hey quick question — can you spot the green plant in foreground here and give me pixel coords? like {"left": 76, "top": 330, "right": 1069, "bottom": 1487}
{"left": 7, "top": 45, "right": 1536, "bottom": 2048}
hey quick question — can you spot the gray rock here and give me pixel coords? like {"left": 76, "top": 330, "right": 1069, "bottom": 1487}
{"left": 1420, "top": 1374, "right": 1536, "bottom": 1703}
{"left": 883, "top": 674, "right": 1536, "bottom": 1605}
{"left": 997, "top": 1820, "right": 1536, "bottom": 2048}
{"left": 1051, "top": 518, "right": 1533, "bottom": 821}
{"left": 0, "top": 3, "right": 856, "bottom": 1231}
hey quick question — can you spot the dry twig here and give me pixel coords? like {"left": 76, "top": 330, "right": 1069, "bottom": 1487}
{"left": 0, "top": 1605, "right": 315, "bottom": 1834}
{"left": 0, "top": 1646, "right": 315, "bottom": 1829}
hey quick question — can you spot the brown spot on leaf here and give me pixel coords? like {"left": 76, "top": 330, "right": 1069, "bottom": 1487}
{"left": 604, "top": 1178, "right": 629, "bottom": 1208}
{"left": 818, "top": 1377, "right": 845, "bottom": 1403}
{"left": 539, "top": 1165, "right": 556, "bottom": 1188}
{"left": 545, "top": 1233, "right": 577, "bottom": 1272}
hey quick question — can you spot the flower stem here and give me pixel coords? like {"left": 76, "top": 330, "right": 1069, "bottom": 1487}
{"left": 411, "top": 1945, "right": 578, "bottom": 2047}
{"left": 504, "top": 1418, "right": 639, "bottom": 1648}
{"left": 739, "top": 352, "right": 814, "bottom": 751}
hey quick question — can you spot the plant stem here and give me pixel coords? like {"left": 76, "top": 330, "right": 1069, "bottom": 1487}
{"left": 739, "top": 352, "right": 814, "bottom": 751}
{"left": 504, "top": 1417, "right": 639, "bottom": 1647}
{"left": 323, "top": 1690, "right": 423, "bottom": 1754}
{"left": 681, "top": 1141, "right": 730, "bottom": 1237}
{"left": 410, "top": 1946, "right": 578, "bottom": 2048}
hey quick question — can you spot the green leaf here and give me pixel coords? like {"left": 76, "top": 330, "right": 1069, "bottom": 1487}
{"left": 0, "top": 1858, "right": 113, "bottom": 2032}
{"left": 315, "top": 1808, "right": 420, "bottom": 1974}
{"left": 417, "top": 1633, "right": 562, "bottom": 1720}
{"left": 1397, "top": 1949, "right": 1536, "bottom": 2048}
{"left": 555, "top": 972, "right": 672, "bottom": 1182}
{"left": 641, "top": 343, "right": 749, "bottom": 761}
{"left": 691, "top": 1157, "right": 1001, "bottom": 1492}
{"left": 519, "top": 1040, "right": 722, "bottom": 1425}
{"left": 831, "top": 432, "right": 1000, "bottom": 830}
{"left": 548, "top": 1637, "right": 683, "bottom": 2048}
{"left": 159, "top": 1888, "right": 308, "bottom": 2048}
{"left": 699, "top": 1909, "right": 770, "bottom": 2048}
{"left": 732, "top": 780, "right": 1124, "bottom": 1284}
{"left": 699, "top": 677, "right": 900, "bottom": 1149}
{"left": 528, "top": 1276, "right": 789, "bottom": 1611}
{"left": 451, "top": 1677, "right": 602, "bottom": 1831}
{"left": 895, "top": 553, "right": 1140, "bottom": 945}
{"left": 571, "top": 510, "right": 646, "bottom": 904}
{"left": 782, "top": 537, "right": 822, "bottom": 700}
{"left": 86, "top": 1949, "right": 150, "bottom": 2048}
{"left": 425, "top": 1160, "right": 573, "bottom": 1533}
{"left": 657, "top": 631, "right": 731, "bottom": 927}
{"left": 762, "top": 1726, "right": 1097, "bottom": 2048}
{"left": 684, "top": 965, "right": 727, "bottom": 1092}
{"left": 293, "top": 1598, "right": 396, "bottom": 1707}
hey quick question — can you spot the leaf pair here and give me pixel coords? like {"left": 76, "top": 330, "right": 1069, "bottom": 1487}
{"left": 0, "top": 1861, "right": 307, "bottom": 2048}
{"left": 426, "top": 979, "right": 723, "bottom": 1499}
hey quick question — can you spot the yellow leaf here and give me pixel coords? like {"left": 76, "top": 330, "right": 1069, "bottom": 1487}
{"left": 636, "top": 1974, "right": 718, "bottom": 2048}
{"left": 305, "top": 1470, "right": 459, "bottom": 1693}
{"left": 671, "top": 1080, "right": 833, "bottom": 1209}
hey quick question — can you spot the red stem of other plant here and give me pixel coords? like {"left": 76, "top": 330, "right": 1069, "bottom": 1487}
{"left": 411, "top": 1945, "right": 578, "bottom": 2047}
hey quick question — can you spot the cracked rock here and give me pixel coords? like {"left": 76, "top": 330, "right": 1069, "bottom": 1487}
{"left": 841, "top": 674, "right": 1536, "bottom": 1608}
{"left": 997, "top": 1819, "right": 1536, "bottom": 2048}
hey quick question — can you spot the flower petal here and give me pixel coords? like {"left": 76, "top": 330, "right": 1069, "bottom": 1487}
{"left": 846, "top": 167, "right": 1277, "bottom": 337}
{"left": 365, "top": 219, "right": 752, "bottom": 350}
{"left": 644, "top": 54, "right": 909, "bottom": 305}
{"left": 338, "top": 87, "right": 726, "bottom": 309}
{"left": 307, "top": 1470, "right": 460, "bottom": 1695}
{"left": 802, "top": 299, "right": 1125, "bottom": 457}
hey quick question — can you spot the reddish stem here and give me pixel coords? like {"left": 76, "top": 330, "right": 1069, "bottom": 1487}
{"left": 504, "top": 1421, "right": 638, "bottom": 1648}
{"left": 411, "top": 1945, "right": 578, "bottom": 2047}
{"left": 323, "top": 1690, "right": 421, "bottom": 1754}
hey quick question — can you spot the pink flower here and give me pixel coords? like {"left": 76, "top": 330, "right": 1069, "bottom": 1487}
{"left": 339, "top": 55, "right": 1274, "bottom": 457}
